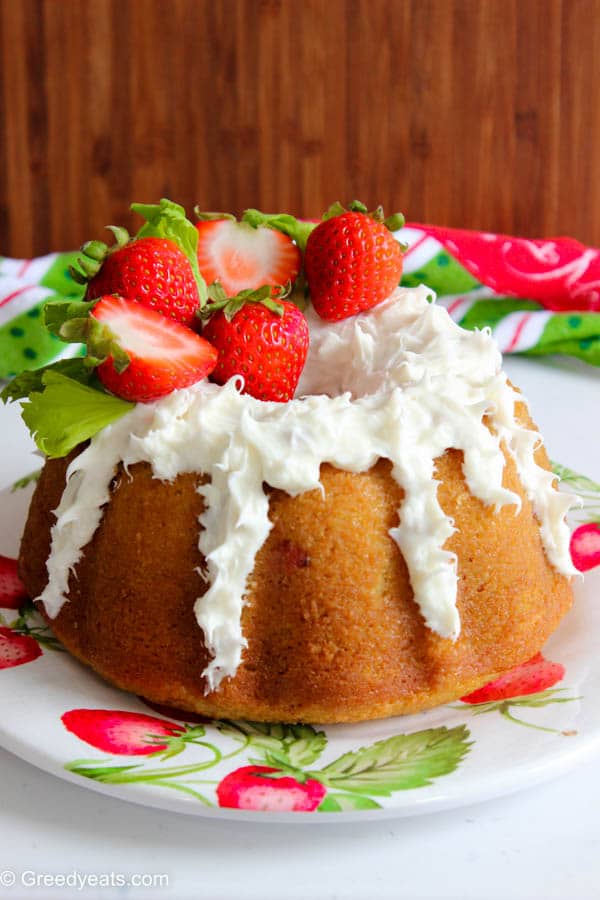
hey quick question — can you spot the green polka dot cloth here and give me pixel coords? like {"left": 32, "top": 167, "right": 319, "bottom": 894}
{"left": 396, "top": 224, "right": 600, "bottom": 366}
{"left": 0, "top": 252, "right": 86, "bottom": 380}
{"left": 1, "top": 224, "right": 600, "bottom": 380}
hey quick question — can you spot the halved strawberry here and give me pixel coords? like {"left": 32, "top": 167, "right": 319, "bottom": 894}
{"left": 92, "top": 296, "right": 218, "bottom": 403}
{"left": 196, "top": 218, "right": 301, "bottom": 297}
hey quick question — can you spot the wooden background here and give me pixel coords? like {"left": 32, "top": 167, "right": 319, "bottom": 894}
{"left": 1, "top": 0, "right": 599, "bottom": 257}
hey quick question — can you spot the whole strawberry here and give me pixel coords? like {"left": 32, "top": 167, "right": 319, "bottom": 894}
{"left": 304, "top": 201, "right": 405, "bottom": 321}
{"left": 202, "top": 285, "right": 309, "bottom": 402}
{"left": 84, "top": 236, "right": 200, "bottom": 327}
{"left": 71, "top": 199, "right": 206, "bottom": 326}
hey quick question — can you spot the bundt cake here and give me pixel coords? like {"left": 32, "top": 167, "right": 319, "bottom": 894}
{"left": 18, "top": 285, "right": 576, "bottom": 723}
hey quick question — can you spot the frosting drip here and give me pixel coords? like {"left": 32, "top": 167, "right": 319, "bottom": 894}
{"left": 38, "top": 286, "right": 576, "bottom": 691}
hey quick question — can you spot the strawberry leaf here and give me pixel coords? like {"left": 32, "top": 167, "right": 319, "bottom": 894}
{"left": 202, "top": 283, "right": 286, "bottom": 322}
{"left": 132, "top": 198, "right": 208, "bottom": 307}
{"left": 9, "top": 602, "right": 65, "bottom": 652}
{"left": 20, "top": 371, "right": 134, "bottom": 458}
{"left": 69, "top": 228, "right": 129, "bottom": 284}
{"left": 11, "top": 469, "right": 41, "bottom": 492}
{"left": 322, "top": 201, "right": 348, "bottom": 221}
{"left": 464, "top": 689, "right": 579, "bottom": 715}
{"left": 322, "top": 201, "right": 405, "bottom": 232}
{"left": 317, "top": 793, "right": 381, "bottom": 812}
{"left": 312, "top": 725, "right": 472, "bottom": 796}
{"left": 241, "top": 209, "right": 317, "bottom": 252}
{"left": 65, "top": 760, "right": 140, "bottom": 780}
{"left": 1, "top": 358, "right": 93, "bottom": 404}
{"left": 44, "top": 299, "right": 130, "bottom": 371}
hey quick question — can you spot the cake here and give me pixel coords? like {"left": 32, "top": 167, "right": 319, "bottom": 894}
{"left": 17, "top": 282, "right": 576, "bottom": 724}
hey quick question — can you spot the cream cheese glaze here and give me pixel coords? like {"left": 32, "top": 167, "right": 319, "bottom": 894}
{"left": 38, "top": 285, "right": 577, "bottom": 692}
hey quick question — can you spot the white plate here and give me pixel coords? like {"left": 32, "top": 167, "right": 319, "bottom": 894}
{"left": 2, "top": 467, "right": 600, "bottom": 824}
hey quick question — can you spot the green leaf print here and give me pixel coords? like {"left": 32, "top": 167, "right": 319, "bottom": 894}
{"left": 318, "top": 793, "right": 381, "bottom": 812}
{"left": 551, "top": 462, "right": 600, "bottom": 495}
{"left": 217, "top": 720, "right": 327, "bottom": 770}
{"left": 312, "top": 725, "right": 472, "bottom": 796}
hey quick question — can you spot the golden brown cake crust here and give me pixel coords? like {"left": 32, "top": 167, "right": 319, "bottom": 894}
{"left": 19, "top": 430, "right": 574, "bottom": 724}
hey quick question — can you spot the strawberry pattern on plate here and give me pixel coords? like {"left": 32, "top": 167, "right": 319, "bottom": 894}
{"left": 0, "top": 459, "right": 597, "bottom": 819}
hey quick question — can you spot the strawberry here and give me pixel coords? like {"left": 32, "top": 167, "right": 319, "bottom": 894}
{"left": 196, "top": 217, "right": 301, "bottom": 297}
{"left": 0, "top": 555, "right": 28, "bottom": 609}
{"left": 216, "top": 765, "right": 326, "bottom": 812}
{"left": 83, "top": 236, "right": 201, "bottom": 327}
{"left": 91, "top": 295, "right": 217, "bottom": 403}
{"left": 460, "top": 653, "right": 565, "bottom": 704}
{"left": 202, "top": 286, "right": 309, "bottom": 402}
{"left": 61, "top": 709, "right": 190, "bottom": 756}
{"left": 0, "top": 626, "right": 42, "bottom": 669}
{"left": 304, "top": 202, "right": 405, "bottom": 321}
{"left": 570, "top": 522, "right": 600, "bottom": 572}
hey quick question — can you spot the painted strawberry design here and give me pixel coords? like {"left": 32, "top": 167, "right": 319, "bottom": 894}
{"left": 202, "top": 285, "right": 309, "bottom": 401}
{"left": 66, "top": 722, "right": 471, "bottom": 811}
{"left": 196, "top": 215, "right": 302, "bottom": 297}
{"left": 461, "top": 653, "right": 565, "bottom": 704}
{"left": 91, "top": 295, "right": 218, "bottom": 402}
{"left": 0, "top": 626, "right": 42, "bottom": 669}
{"left": 570, "top": 522, "right": 600, "bottom": 572}
{"left": 304, "top": 202, "right": 405, "bottom": 321}
{"left": 216, "top": 765, "right": 327, "bottom": 812}
{"left": 61, "top": 708, "right": 210, "bottom": 757}
{"left": 420, "top": 224, "right": 600, "bottom": 311}
{"left": 0, "top": 555, "right": 28, "bottom": 609}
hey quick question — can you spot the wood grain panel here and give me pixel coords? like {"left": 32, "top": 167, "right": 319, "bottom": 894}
{"left": 1, "top": 0, "right": 599, "bottom": 256}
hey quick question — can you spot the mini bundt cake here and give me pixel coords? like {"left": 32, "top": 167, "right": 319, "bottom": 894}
{"left": 18, "top": 286, "right": 576, "bottom": 723}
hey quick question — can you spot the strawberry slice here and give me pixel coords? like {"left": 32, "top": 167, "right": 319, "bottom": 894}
{"left": 92, "top": 296, "right": 218, "bottom": 403}
{"left": 0, "top": 555, "right": 28, "bottom": 609}
{"left": 196, "top": 219, "right": 301, "bottom": 297}
{"left": 0, "top": 626, "right": 42, "bottom": 669}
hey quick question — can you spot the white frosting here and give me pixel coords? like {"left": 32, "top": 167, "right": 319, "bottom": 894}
{"left": 38, "top": 286, "right": 577, "bottom": 692}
